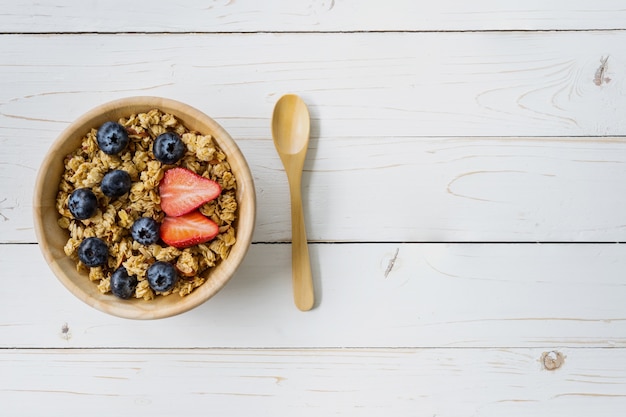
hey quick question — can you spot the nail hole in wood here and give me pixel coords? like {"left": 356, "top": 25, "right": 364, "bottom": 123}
{"left": 60, "top": 322, "right": 71, "bottom": 341}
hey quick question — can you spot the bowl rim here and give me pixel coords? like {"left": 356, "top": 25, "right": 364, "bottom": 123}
{"left": 33, "top": 96, "right": 256, "bottom": 319}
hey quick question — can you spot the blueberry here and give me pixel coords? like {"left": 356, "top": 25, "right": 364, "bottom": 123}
{"left": 147, "top": 261, "right": 178, "bottom": 292}
{"left": 101, "top": 169, "right": 131, "bottom": 198}
{"left": 153, "top": 132, "right": 186, "bottom": 164}
{"left": 68, "top": 188, "right": 98, "bottom": 220}
{"left": 110, "top": 266, "right": 138, "bottom": 299}
{"left": 97, "top": 121, "right": 129, "bottom": 155}
{"left": 131, "top": 217, "right": 160, "bottom": 245}
{"left": 78, "top": 237, "right": 109, "bottom": 267}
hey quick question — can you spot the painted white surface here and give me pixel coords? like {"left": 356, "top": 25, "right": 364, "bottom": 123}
{"left": 1, "top": 2, "right": 625, "bottom": 415}
{"left": 2, "top": 348, "right": 624, "bottom": 417}
{"left": 1, "top": 243, "right": 625, "bottom": 348}
{"left": 1, "top": 0, "right": 626, "bottom": 32}
{"left": 1, "top": 33, "right": 625, "bottom": 243}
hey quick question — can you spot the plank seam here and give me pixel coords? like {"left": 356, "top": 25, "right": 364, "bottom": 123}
{"left": 1, "top": 346, "right": 624, "bottom": 351}
{"left": 1, "top": 242, "right": 625, "bottom": 245}
{"left": 1, "top": 29, "right": 626, "bottom": 35}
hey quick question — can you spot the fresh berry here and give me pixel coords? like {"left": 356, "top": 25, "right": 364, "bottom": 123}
{"left": 101, "top": 169, "right": 131, "bottom": 198}
{"left": 147, "top": 261, "right": 178, "bottom": 292}
{"left": 131, "top": 217, "right": 160, "bottom": 245}
{"left": 97, "top": 121, "right": 129, "bottom": 155}
{"left": 153, "top": 132, "right": 186, "bottom": 164}
{"left": 78, "top": 237, "right": 109, "bottom": 267}
{"left": 68, "top": 188, "right": 98, "bottom": 220}
{"left": 110, "top": 266, "right": 138, "bottom": 299}
{"left": 159, "top": 167, "right": 221, "bottom": 217}
{"left": 160, "top": 211, "right": 219, "bottom": 249}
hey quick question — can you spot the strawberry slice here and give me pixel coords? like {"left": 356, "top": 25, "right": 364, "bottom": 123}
{"left": 159, "top": 167, "right": 221, "bottom": 217}
{"left": 160, "top": 211, "right": 219, "bottom": 249}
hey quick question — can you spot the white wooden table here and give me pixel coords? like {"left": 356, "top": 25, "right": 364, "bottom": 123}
{"left": 1, "top": 2, "right": 626, "bottom": 415}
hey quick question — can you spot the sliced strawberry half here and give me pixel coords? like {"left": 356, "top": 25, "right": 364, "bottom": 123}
{"left": 160, "top": 211, "right": 219, "bottom": 249}
{"left": 159, "top": 167, "right": 221, "bottom": 217}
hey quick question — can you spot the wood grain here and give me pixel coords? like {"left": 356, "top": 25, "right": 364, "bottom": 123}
{"left": 8, "top": 135, "right": 626, "bottom": 244}
{"left": 1, "top": 32, "right": 625, "bottom": 243}
{"left": 6, "top": 134, "right": 626, "bottom": 243}
{"left": 2, "top": 243, "right": 625, "bottom": 349}
{"left": 1, "top": 33, "right": 623, "bottom": 138}
{"left": 2, "top": 3, "right": 625, "bottom": 416}
{"left": 1, "top": 347, "right": 625, "bottom": 417}
{"left": 1, "top": 0, "right": 626, "bottom": 32}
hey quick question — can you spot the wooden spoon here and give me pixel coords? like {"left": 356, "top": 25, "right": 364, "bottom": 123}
{"left": 272, "top": 94, "right": 315, "bottom": 311}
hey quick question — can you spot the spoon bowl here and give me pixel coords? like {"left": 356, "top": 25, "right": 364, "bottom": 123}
{"left": 272, "top": 94, "right": 315, "bottom": 311}
{"left": 272, "top": 95, "right": 311, "bottom": 156}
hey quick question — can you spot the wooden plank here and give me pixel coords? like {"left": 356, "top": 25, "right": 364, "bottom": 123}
{"left": 10, "top": 135, "right": 626, "bottom": 244}
{"left": 1, "top": 32, "right": 625, "bottom": 243}
{"left": 1, "top": 243, "right": 625, "bottom": 349}
{"left": 1, "top": 1, "right": 626, "bottom": 32}
{"left": 1, "top": 347, "right": 624, "bottom": 416}
{"left": 1, "top": 33, "right": 623, "bottom": 139}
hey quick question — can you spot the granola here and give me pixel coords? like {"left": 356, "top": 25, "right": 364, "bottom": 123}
{"left": 56, "top": 109, "right": 238, "bottom": 300}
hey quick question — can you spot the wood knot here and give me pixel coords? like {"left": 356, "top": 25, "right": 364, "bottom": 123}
{"left": 541, "top": 350, "right": 565, "bottom": 371}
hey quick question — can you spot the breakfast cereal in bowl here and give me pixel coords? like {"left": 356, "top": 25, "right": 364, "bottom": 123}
{"left": 34, "top": 97, "right": 255, "bottom": 319}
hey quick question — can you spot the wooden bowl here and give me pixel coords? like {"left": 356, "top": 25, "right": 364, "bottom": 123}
{"left": 33, "top": 97, "right": 256, "bottom": 319}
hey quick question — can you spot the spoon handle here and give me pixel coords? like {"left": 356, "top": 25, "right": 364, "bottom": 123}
{"left": 289, "top": 183, "right": 315, "bottom": 311}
